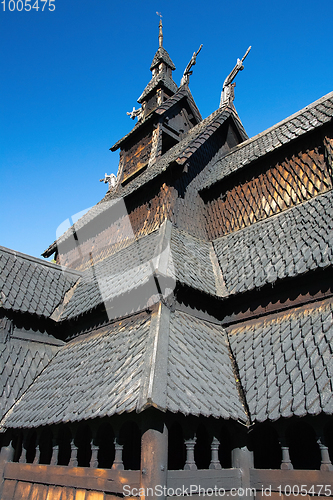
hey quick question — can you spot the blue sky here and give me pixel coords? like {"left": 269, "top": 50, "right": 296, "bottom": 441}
{"left": 1, "top": 0, "right": 332, "bottom": 259}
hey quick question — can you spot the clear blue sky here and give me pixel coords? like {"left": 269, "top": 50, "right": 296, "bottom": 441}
{"left": 1, "top": 0, "right": 332, "bottom": 259}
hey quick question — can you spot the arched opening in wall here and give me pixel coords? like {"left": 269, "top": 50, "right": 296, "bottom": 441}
{"left": 57, "top": 425, "right": 72, "bottom": 466}
{"left": 324, "top": 422, "right": 333, "bottom": 462}
{"left": 194, "top": 423, "right": 211, "bottom": 469}
{"left": 218, "top": 426, "right": 232, "bottom": 468}
{"left": 76, "top": 424, "right": 92, "bottom": 467}
{"left": 249, "top": 423, "right": 281, "bottom": 469}
{"left": 25, "top": 430, "right": 37, "bottom": 464}
{"left": 96, "top": 423, "right": 115, "bottom": 469}
{"left": 39, "top": 427, "right": 53, "bottom": 465}
{"left": 287, "top": 421, "right": 321, "bottom": 469}
{"left": 119, "top": 421, "right": 141, "bottom": 470}
{"left": 168, "top": 421, "right": 186, "bottom": 470}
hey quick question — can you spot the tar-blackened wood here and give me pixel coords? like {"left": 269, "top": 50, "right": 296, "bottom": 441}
{"left": 120, "top": 130, "right": 153, "bottom": 184}
{"left": 175, "top": 267, "right": 333, "bottom": 328}
{"left": 140, "top": 410, "right": 168, "bottom": 500}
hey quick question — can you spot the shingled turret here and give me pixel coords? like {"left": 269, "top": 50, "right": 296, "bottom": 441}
{"left": 137, "top": 19, "right": 178, "bottom": 115}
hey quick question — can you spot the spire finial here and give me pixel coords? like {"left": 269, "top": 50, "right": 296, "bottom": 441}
{"left": 156, "top": 12, "right": 163, "bottom": 47}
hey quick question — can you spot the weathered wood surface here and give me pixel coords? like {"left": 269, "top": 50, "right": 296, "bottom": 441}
{"left": 1, "top": 477, "right": 120, "bottom": 499}
{"left": 205, "top": 143, "right": 331, "bottom": 240}
{"left": 251, "top": 469, "right": 333, "bottom": 494}
{"left": 167, "top": 469, "right": 242, "bottom": 490}
{"left": 3, "top": 462, "right": 139, "bottom": 494}
{"left": 121, "top": 131, "right": 153, "bottom": 185}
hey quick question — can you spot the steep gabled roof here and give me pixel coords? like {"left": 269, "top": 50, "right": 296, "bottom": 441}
{"left": 111, "top": 85, "right": 201, "bottom": 152}
{"left": 46, "top": 188, "right": 333, "bottom": 322}
{"left": 213, "top": 190, "right": 333, "bottom": 297}
{"left": 150, "top": 46, "right": 176, "bottom": 71}
{"left": 0, "top": 246, "right": 81, "bottom": 318}
{"left": 199, "top": 90, "right": 333, "bottom": 191}
{"left": 229, "top": 299, "right": 333, "bottom": 422}
{"left": 137, "top": 72, "right": 178, "bottom": 104}
{"left": 0, "top": 305, "right": 248, "bottom": 429}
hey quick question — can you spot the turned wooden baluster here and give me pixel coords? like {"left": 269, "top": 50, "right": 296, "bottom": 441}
{"left": 209, "top": 437, "right": 222, "bottom": 469}
{"left": 279, "top": 434, "right": 293, "bottom": 470}
{"left": 69, "top": 437, "right": 78, "bottom": 467}
{"left": 112, "top": 435, "right": 124, "bottom": 470}
{"left": 90, "top": 433, "right": 99, "bottom": 468}
{"left": 184, "top": 437, "right": 197, "bottom": 470}
{"left": 19, "top": 431, "right": 27, "bottom": 464}
{"left": 32, "top": 430, "right": 41, "bottom": 464}
{"left": 0, "top": 431, "right": 15, "bottom": 465}
{"left": 50, "top": 434, "right": 59, "bottom": 466}
{"left": 317, "top": 435, "right": 333, "bottom": 471}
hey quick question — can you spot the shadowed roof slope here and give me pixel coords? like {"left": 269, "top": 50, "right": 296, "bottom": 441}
{"left": 0, "top": 306, "right": 248, "bottom": 429}
{"left": 0, "top": 246, "right": 81, "bottom": 318}
{"left": 228, "top": 299, "right": 333, "bottom": 422}
{"left": 0, "top": 337, "right": 61, "bottom": 421}
{"left": 213, "top": 190, "right": 333, "bottom": 296}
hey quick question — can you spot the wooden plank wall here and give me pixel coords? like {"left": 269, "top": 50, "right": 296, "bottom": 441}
{"left": 121, "top": 132, "right": 153, "bottom": 184}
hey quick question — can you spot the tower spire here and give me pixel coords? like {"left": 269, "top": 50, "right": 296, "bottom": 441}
{"left": 159, "top": 19, "right": 163, "bottom": 47}
{"left": 156, "top": 12, "right": 163, "bottom": 48}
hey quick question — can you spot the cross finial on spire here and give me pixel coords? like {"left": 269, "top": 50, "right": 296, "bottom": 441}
{"left": 156, "top": 12, "right": 163, "bottom": 47}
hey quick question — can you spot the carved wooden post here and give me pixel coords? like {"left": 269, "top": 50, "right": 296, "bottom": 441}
{"left": 209, "top": 437, "right": 222, "bottom": 469}
{"left": 141, "top": 410, "right": 168, "bottom": 500}
{"left": 317, "top": 435, "right": 333, "bottom": 471}
{"left": 184, "top": 438, "right": 197, "bottom": 470}
{"left": 69, "top": 438, "right": 78, "bottom": 467}
{"left": 232, "top": 431, "right": 254, "bottom": 499}
{"left": 112, "top": 435, "right": 124, "bottom": 470}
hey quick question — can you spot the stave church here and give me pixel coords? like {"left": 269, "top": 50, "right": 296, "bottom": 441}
{"left": 1, "top": 19, "right": 333, "bottom": 500}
